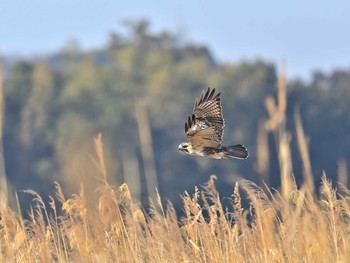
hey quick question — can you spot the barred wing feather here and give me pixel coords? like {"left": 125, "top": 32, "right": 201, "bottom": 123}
{"left": 185, "top": 88, "right": 225, "bottom": 149}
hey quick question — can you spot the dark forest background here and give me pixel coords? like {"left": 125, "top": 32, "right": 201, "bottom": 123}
{"left": 2, "top": 21, "right": 350, "bottom": 209}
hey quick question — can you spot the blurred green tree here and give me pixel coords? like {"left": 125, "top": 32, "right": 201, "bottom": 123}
{"left": 3, "top": 20, "right": 350, "bottom": 211}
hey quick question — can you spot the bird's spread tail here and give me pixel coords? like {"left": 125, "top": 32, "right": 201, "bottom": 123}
{"left": 222, "top": 144, "right": 249, "bottom": 159}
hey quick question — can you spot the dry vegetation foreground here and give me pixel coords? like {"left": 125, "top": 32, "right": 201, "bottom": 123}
{"left": 1, "top": 137, "right": 350, "bottom": 263}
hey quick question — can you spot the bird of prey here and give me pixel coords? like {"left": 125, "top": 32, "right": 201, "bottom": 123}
{"left": 178, "top": 87, "right": 248, "bottom": 160}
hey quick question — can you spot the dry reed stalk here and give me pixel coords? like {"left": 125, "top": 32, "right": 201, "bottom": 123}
{"left": 264, "top": 60, "right": 294, "bottom": 199}
{"left": 241, "top": 180, "right": 279, "bottom": 261}
{"left": 320, "top": 173, "right": 341, "bottom": 260}
{"left": 337, "top": 158, "right": 348, "bottom": 188}
{"left": 135, "top": 100, "right": 158, "bottom": 203}
{"left": 276, "top": 62, "right": 294, "bottom": 200}
{"left": 232, "top": 182, "right": 244, "bottom": 229}
{"left": 256, "top": 120, "right": 270, "bottom": 186}
{"left": 93, "top": 133, "right": 108, "bottom": 184}
{"left": 294, "top": 108, "right": 315, "bottom": 194}
{"left": 122, "top": 150, "right": 141, "bottom": 201}
{"left": 278, "top": 129, "right": 294, "bottom": 198}
{"left": 277, "top": 60, "right": 287, "bottom": 117}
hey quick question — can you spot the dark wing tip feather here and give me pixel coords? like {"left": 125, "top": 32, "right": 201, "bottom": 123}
{"left": 208, "top": 88, "right": 215, "bottom": 100}
{"left": 202, "top": 88, "right": 210, "bottom": 102}
{"left": 197, "top": 87, "right": 220, "bottom": 107}
{"left": 194, "top": 98, "right": 198, "bottom": 109}
{"left": 185, "top": 114, "right": 196, "bottom": 133}
{"left": 198, "top": 90, "right": 205, "bottom": 105}
{"left": 214, "top": 92, "right": 221, "bottom": 100}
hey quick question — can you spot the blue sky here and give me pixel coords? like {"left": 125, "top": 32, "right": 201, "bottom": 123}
{"left": 1, "top": 1, "right": 349, "bottom": 80}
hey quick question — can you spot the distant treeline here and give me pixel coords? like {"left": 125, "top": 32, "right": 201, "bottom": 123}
{"left": 3, "top": 20, "right": 350, "bottom": 209}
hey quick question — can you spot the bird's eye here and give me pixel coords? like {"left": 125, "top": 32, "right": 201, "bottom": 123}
{"left": 183, "top": 145, "right": 188, "bottom": 148}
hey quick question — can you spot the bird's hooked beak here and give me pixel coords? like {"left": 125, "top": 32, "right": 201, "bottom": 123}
{"left": 178, "top": 143, "right": 189, "bottom": 153}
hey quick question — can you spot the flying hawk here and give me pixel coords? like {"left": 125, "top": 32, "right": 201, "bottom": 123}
{"left": 178, "top": 87, "right": 248, "bottom": 160}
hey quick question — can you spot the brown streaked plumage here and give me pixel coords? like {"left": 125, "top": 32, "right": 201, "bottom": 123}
{"left": 178, "top": 87, "right": 248, "bottom": 160}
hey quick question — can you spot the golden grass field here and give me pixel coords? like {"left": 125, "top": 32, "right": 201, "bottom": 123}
{"left": 1, "top": 133, "right": 350, "bottom": 263}
{"left": 1, "top": 68, "right": 350, "bottom": 262}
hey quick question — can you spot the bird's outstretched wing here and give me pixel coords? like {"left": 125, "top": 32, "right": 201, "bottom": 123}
{"left": 185, "top": 88, "right": 225, "bottom": 148}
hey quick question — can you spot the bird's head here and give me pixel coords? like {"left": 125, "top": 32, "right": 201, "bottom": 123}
{"left": 178, "top": 142, "right": 192, "bottom": 155}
